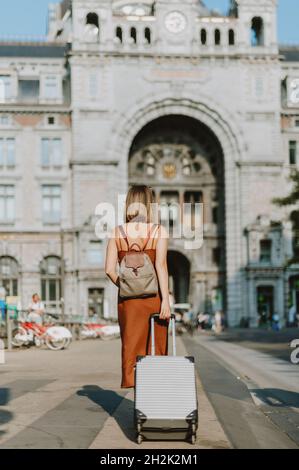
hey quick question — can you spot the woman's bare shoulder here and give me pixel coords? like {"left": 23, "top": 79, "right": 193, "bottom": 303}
{"left": 156, "top": 224, "right": 169, "bottom": 239}
{"left": 108, "top": 225, "right": 121, "bottom": 239}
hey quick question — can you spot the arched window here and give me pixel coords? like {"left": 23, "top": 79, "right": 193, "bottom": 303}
{"left": 40, "top": 256, "right": 61, "bottom": 306}
{"left": 86, "top": 12, "right": 99, "bottom": 28}
{"left": 251, "top": 16, "right": 264, "bottom": 46}
{"left": 215, "top": 29, "right": 221, "bottom": 46}
{"left": 116, "top": 26, "right": 123, "bottom": 43}
{"left": 291, "top": 211, "right": 299, "bottom": 261}
{"left": 85, "top": 12, "right": 99, "bottom": 39}
{"left": 200, "top": 28, "right": 207, "bottom": 45}
{"left": 144, "top": 27, "right": 151, "bottom": 44}
{"left": 130, "top": 27, "right": 137, "bottom": 44}
{"left": 228, "top": 29, "right": 235, "bottom": 46}
{"left": 0, "top": 256, "right": 18, "bottom": 296}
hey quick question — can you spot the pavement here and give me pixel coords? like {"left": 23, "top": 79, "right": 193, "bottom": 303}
{"left": 183, "top": 332, "right": 299, "bottom": 449}
{"left": 0, "top": 329, "right": 298, "bottom": 449}
{"left": 0, "top": 335, "right": 230, "bottom": 449}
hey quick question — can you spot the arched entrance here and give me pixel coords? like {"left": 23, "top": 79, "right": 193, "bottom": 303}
{"left": 128, "top": 114, "right": 226, "bottom": 314}
{"left": 167, "top": 250, "right": 190, "bottom": 304}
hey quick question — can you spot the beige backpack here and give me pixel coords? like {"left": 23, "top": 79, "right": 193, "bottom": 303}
{"left": 118, "top": 224, "right": 159, "bottom": 299}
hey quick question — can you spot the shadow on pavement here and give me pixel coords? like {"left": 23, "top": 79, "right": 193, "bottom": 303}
{"left": 0, "top": 388, "right": 13, "bottom": 436}
{"left": 251, "top": 388, "right": 299, "bottom": 408}
{"left": 77, "top": 385, "right": 135, "bottom": 442}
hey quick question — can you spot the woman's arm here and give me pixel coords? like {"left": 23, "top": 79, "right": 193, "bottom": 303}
{"left": 105, "top": 229, "right": 119, "bottom": 287}
{"left": 155, "top": 225, "right": 171, "bottom": 320}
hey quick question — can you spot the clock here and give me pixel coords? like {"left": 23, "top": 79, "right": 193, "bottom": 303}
{"left": 164, "top": 11, "right": 187, "bottom": 34}
{"left": 289, "top": 78, "right": 299, "bottom": 105}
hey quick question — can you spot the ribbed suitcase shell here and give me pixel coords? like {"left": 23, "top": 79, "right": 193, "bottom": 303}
{"left": 134, "top": 314, "right": 198, "bottom": 442}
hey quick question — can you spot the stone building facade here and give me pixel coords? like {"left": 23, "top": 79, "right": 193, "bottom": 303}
{"left": 0, "top": 0, "right": 299, "bottom": 326}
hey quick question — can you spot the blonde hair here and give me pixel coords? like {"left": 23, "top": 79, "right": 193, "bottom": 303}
{"left": 125, "top": 185, "right": 155, "bottom": 223}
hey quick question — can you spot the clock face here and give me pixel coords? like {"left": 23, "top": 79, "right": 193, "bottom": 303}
{"left": 289, "top": 78, "right": 299, "bottom": 105}
{"left": 164, "top": 11, "right": 187, "bottom": 34}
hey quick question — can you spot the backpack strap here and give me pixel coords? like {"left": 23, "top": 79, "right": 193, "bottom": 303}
{"left": 142, "top": 223, "right": 159, "bottom": 251}
{"left": 119, "top": 223, "right": 159, "bottom": 251}
{"left": 118, "top": 225, "right": 129, "bottom": 250}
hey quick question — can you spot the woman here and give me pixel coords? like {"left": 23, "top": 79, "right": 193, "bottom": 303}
{"left": 105, "top": 185, "right": 171, "bottom": 388}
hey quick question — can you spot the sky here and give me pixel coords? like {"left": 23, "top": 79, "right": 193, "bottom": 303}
{"left": 0, "top": 0, "right": 298, "bottom": 45}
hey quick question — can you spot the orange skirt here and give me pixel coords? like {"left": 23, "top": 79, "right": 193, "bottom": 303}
{"left": 118, "top": 292, "right": 169, "bottom": 388}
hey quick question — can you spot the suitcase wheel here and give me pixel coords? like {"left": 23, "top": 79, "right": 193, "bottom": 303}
{"left": 136, "top": 433, "right": 143, "bottom": 445}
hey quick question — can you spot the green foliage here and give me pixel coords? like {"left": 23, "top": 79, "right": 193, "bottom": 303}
{"left": 272, "top": 169, "right": 299, "bottom": 207}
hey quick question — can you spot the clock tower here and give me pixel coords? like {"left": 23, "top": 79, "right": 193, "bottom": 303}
{"left": 154, "top": 0, "right": 200, "bottom": 54}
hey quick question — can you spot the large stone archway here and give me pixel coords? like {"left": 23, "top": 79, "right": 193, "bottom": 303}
{"left": 109, "top": 94, "right": 246, "bottom": 325}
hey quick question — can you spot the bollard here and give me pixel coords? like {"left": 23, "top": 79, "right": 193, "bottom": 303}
{"left": 6, "top": 309, "right": 12, "bottom": 352}
{"left": 0, "top": 338, "right": 4, "bottom": 364}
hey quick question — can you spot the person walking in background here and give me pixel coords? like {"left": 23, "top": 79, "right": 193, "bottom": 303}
{"left": 105, "top": 185, "right": 171, "bottom": 388}
{"left": 27, "top": 293, "right": 45, "bottom": 325}
{"left": 288, "top": 304, "right": 296, "bottom": 327}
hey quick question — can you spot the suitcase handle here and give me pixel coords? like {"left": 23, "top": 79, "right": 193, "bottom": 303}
{"left": 150, "top": 313, "right": 176, "bottom": 357}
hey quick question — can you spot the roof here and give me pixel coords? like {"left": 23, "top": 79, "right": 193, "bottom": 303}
{"left": 0, "top": 42, "right": 69, "bottom": 58}
{"left": 279, "top": 47, "right": 299, "bottom": 62}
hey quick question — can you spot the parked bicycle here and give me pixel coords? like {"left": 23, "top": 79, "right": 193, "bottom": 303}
{"left": 11, "top": 312, "right": 72, "bottom": 350}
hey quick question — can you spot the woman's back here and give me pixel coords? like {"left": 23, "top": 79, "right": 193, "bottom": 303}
{"left": 116, "top": 222, "right": 160, "bottom": 254}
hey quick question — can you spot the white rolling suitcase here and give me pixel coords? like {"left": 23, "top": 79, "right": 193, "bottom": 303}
{"left": 134, "top": 313, "right": 198, "bottom": 444}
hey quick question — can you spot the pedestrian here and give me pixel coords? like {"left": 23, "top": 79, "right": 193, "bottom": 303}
{"left": 213, "top": 310, "right": 223, "bottom": 334}
{"left": 288, "top": 304, "right": 296, "bottom": 327}
{"left": 271, "top": 312, "right": 280, "bottom": 332}
{"left": 105, "top": 185, "right": 171, "bottom": 388}
{"left": 27, "top": 293, "right": 45, "bottom": 325}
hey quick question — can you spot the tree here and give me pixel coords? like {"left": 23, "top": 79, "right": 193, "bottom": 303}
{"left": 272, "top": 169, "right": 299, "bottom": 264}
{"left": 272, "top": 169, "right": 299, "bottom": 206}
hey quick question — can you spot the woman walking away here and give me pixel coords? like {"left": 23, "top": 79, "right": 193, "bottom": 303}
{"left": 105, "top": 185, "right": 171, "bottom": 388}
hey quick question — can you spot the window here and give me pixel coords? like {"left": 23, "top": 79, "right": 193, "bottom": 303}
{"left": 116, "top": 26, "right": 123, "bottom": 43}
{"left": 228, "top": 29, "right": 235, "bottom": 46}
{"left": 41, "top": 256, "right": 61, "bottom": 305}
{"left": 86, "top": 12, "right": 99, "bottom": 28}
{"left": 144, "top": 27, "right": 151, "bottom": 44}
{"left": 42, "top": 185, "right": 61, "bottom": 224}
{"left": 289, "top": 140, "right": 297, "bottom": 165}
{"left": 212, "top": 206, "right": 218, "bottom": 224}
{"left": 48, "top": 116, "right": 55, "bottom": 125}
{"left": 212, "top": 247, "right": 221, "bottom": 265}
{"left": 160, "top": 191, "right": 180, "bottom": 230}
{"left": 260, "top": 239, "right": 272, "bottom": 263}
{"left": 88, "top": 288, "right": 104, "bottom": 318}
{"left": 41, "top": 138, "right": 62, "bottom": 168}
{"left": 0, "top": 75, "right": 12, "bottom": 102}
{"left": 215, "top": 29, "right": 221, "bottom": 46}
{"left": 291, "top": 211, "right": 299, "bottom": 260}
{"left": 0, "top": 256, "right": 18, "bottom": 296}
{"left": 85, "top": 12, "right": 99, "bottom": 39}
{"left": 200, "top": 29, "right": 207, "bottom": 45}
{"left": 184, "top": 191, "right": 203, "bottom": 229}
{"left": 87, "top": 240, "right": 103, "bottom": 265}
{"left": 251, "top": 17, "right": 264, "bottom": 46}
{"left": 0, "top": 115, "right": 9, "bottom": 125}
{"left": 130, "top": 27, "right": 137, "bottom": 44}
{"left": 0, "top": 138, "right": 15, "bottom": 168}
{"left": 0, "top": 185, "right": 15, "bottom": 222}
{"left": 44, "top": 76, "right": 60, "bottom": 100}
{"left": 18, "top": 79, "right": 40, "bottom": 103}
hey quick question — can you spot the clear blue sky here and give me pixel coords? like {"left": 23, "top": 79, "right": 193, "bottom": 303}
{"left": 0, "top": 0, "right": 298, "bottom": 44}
